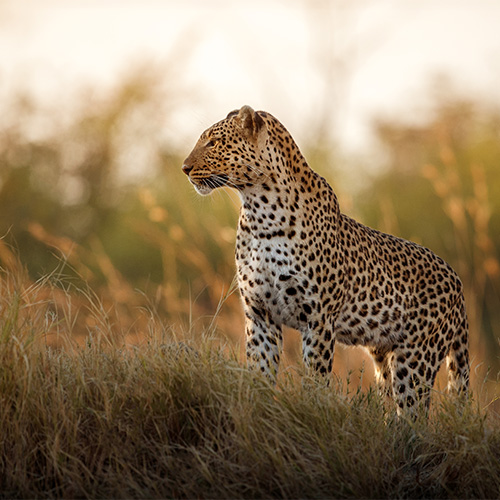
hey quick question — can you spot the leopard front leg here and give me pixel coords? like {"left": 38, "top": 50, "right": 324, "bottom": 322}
{"left": 244, "top": 308, "right": 283, "bottom": 382}
{"left": 301, "top": 318, "right": 335, "bottom": 381}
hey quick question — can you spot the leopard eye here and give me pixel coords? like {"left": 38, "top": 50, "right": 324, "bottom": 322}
{"left": 206, "top": 140, "right": 216, "bottom": 148}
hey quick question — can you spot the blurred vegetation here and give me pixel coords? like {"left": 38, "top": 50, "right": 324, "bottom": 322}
{"left": 0, "top": 72, "right": 242, "bottom": 342}
{"left": 356, "top": 96, "right": 500, "bottom": 372}
{"left": 0, "top": 74, "right": 499, "bottom": 388}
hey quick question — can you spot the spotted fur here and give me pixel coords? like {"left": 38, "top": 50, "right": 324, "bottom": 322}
{"left": 182, "top": 105, "right": 470, "bottom": 412}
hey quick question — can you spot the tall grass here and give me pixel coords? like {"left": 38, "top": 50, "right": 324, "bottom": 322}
{"left": 422, "top": 159, "right": 499, "bottom": 367}
{"left": 1, "top": 262, "right": 500, "bottom": 499}
{"left": 358, "top": 100, "right": 500, "bottom": 400}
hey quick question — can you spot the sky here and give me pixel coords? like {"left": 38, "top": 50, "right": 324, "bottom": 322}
{"left": 1, "top": 0, "right": 500, "bottom": 156}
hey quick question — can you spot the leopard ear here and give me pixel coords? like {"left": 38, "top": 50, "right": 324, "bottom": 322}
{"left": 235, "top": 105, "right": 264, "bottom": 138}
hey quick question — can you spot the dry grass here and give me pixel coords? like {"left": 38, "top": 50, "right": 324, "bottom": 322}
{"left": 1, "top": 261, "right": 500, "bottom": 499}
{"left": 420, "top": 158, "right": 500, "bottom": 402}
{"left": 422, "top": 160, "right": 499, "bottom": 357}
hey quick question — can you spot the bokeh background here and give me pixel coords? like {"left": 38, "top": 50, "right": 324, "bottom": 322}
{"left": 1, "top": 0, "right": 500, "bottom": 396}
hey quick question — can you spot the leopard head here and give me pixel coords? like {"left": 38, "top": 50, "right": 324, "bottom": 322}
{"left": 182, "top": 105, "right": 269, "bottom": 196}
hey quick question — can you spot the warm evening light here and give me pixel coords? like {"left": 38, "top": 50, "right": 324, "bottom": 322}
{"left": 1, "top": 1, "right": 500, "bottom": 497}
{"left": 2, "top": 1, "right": 500, "bottom": 154}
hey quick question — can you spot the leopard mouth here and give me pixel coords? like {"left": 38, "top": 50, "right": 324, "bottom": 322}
{"left": 190, "top": 174, "right": 230, "bottom": 195}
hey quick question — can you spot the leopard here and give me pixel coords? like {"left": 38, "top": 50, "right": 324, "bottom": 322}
{"left": 182, "top": 105, "right": 470, "bottom": 413}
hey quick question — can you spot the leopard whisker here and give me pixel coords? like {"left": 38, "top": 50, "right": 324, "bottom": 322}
{"left": 212, "top": 172, "right": 245, "bottom": 190}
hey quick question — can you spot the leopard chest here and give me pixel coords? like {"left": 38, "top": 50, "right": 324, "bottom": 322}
{"left": 235, "top": 231, "right": 315, "bottom": 328}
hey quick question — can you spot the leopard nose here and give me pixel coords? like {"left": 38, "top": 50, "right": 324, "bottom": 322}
{"left": 182, "top": 164, "right": 193, "bottom": 175}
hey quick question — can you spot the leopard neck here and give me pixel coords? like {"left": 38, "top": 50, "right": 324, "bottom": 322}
{"left": 238, "top": 146, "right": 339, "bottom": 236}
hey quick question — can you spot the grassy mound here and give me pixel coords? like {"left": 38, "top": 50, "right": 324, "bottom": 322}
{"left": 1, "top": 330, "right": 499, "bottom": 499}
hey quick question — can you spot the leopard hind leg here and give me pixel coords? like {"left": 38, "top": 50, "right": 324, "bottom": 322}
{"left": 446, "top": 296, "right": 470, "bottom": 397}
{"left": 368, "top": 347, "right": 393, "bottom": 397}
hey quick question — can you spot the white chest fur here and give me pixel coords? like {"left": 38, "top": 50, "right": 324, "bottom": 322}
{"left": 235, "top": 230, "right": 314, "bottom": 329}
